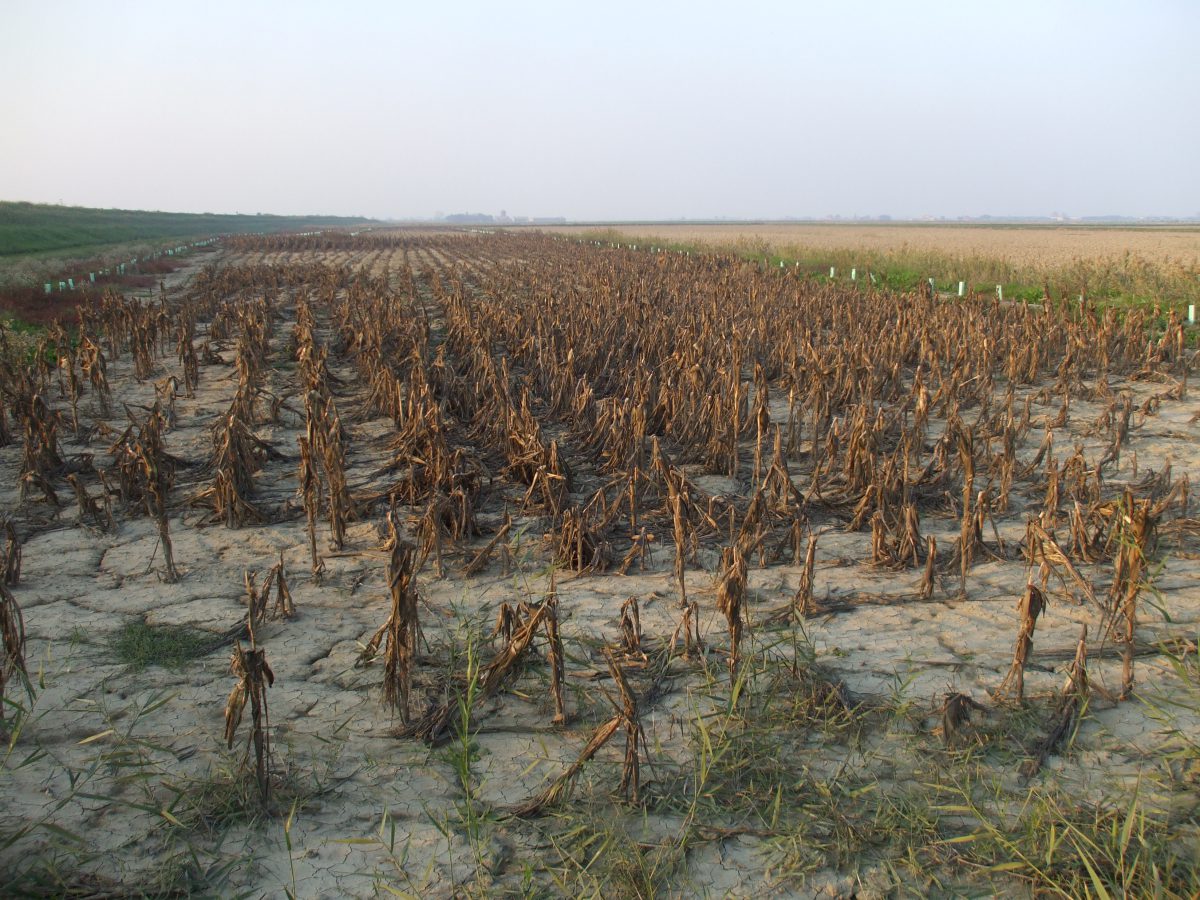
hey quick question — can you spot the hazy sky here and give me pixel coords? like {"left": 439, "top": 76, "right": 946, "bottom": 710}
{"left": 2, "top": 1, "right": 1197, "bottom": 220}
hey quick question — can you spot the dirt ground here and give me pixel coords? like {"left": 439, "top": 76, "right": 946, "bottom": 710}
{"left": 1, "top": 234, "right": 1198, "bottom": 898}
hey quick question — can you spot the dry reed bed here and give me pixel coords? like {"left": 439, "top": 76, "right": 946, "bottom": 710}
{"left": 548, "top": 222, "right": 1200, "bottom": 300}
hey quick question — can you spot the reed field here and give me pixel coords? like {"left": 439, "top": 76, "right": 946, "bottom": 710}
{"left": 0, "top": 229, "right": 1198, "bottom": 897}
{"left": 550, "top": 223, "right": 1200, "bottom": 305}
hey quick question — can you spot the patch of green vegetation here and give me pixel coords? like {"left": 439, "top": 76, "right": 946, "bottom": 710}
{"left": 0, "top": 846, "right": 235, "bottom": 900}
{"left": 0, "top": 316, "right": 42, "bottom": 337}
{"left": 540, "top": 807, "right": 686, "bottom": 898}
{"left": 159, "top": 757, "right": 317, "bottom": 836}
{"left": 110, "top": 620, "right": 216, "bottom": 670}
{"left": 0, "top": 201, "right": 374, "bottom": 258}
{"left": 513, "top": 624, "right": 1199, "bottom": 897}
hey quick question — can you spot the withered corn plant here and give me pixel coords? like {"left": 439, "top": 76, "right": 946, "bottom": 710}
{"left": 491, "top": 601, "right": 519, "bottom": 646}
{"left": 616, "top": 527, "right": 655, "bottom": 575}
{"left": 1027, "top": 518, "right": 1098, "bottom": 607}
{"left": 140, "top": 437, "right": 179, "bottom": 582}
{"left": 783, "top": 529, "right": 818, "bottom": 621}
{"left": 403, "top": 598, "right": 552, "bottom": 744}
{"left": 552, "top": 505, "right": 610, "bottom": 573}
{"left": 191, "top": 394, "right": 278, "bottom": 528}
{"left": 941, "top": 692, "right": 985, "bottom": 748}
{"left": 995, "top": 582, "right": 1047, "bottom": 703}
{"left": 66, "top": 474, "right": 115, "bottom": 532}
{"left": 1106, "top": 491, "right": 1155, "bottom": 699}
{"left": 544, "top": 581, "right": 567, "bottom": 725}
{"left": 176, "top": 321, "right": 199, "bottom": 398}
{"left": 478, "top": 600, "right": 550, "bottom": 700}
{"left": 82, "top": 333, "right": 113, "bottom": 415}
{"left": 2, "top": 520, "right": 21, "bottom": 587}
{"left": 297, "top": 436, "right": 324, "bottom": 578}
{"left": 303, "top": 389, "right": 354, "bottom": 550}
{"left": 618, "top": 596, "right": 645, "bottom": 660}
{"left": 225, "top": 637, "right": 275, "bottom": 801}
{"left": 107, "top": 404, "right": 180, "bottom": 579}
{"left": 0, "top": 583, "right": 29, "bottom": 723}
{"left": 18, "top": 395, "right": 63, "bottom": 505}
{"left": 361, "top": 517, "right": 421, "bottom": 722}
{"left": 243, "top": 569, "right": 271, "bottom": 631}
{"left": 269, "top": 551, "right": 295, "bottom": 620}
{"left": 464, "top": 514, "right": 511, "bottom": 576}
{"left": 671, "top": 600, "right": 703, "bottom": 659}
{"left": 606, "top": 647, "right": 645, "bottom": 803}
{"left": 918, "top": 535, "right": 937, "bottom": 600}
{"left": 715, "top": 545, "right": 747, "bottom": 679}
{"left": 509, "top": 648, "right": 644, "bottom": 817}
{"left": 1023, "top": 624, "right": 1089, "bottom": 777}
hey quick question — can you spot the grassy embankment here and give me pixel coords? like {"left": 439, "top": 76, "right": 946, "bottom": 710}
{"left": 0, "top": 202, "right": 375, "bottom": 329}
{"left": 0, "top": 201, "right": 371, "bottom": 260}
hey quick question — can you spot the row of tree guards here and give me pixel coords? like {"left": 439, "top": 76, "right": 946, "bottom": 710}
{"left": 566, "top": 236, "right": 1199, "bottom": 325}
{"left": 37, "top": 229, "right": 324, "bottom": 295}
{"left": 41, "top": 238, "right": 219, "bottom": 294}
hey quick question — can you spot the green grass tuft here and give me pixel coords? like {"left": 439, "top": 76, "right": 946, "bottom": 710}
{"left": 111, "top": 620, "right": 216, "bottom": 670}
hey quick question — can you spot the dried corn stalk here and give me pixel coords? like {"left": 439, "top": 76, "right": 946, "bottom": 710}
{"left": 509, "top": 648, "right": 643, "bottom": 816}
{"left": 508, "top": 714, "right": 621, "bottom": 817}
{"left": 607, "top": 647, "right": 644, "bottom": 803}
{"left": 243, "top": 570, "right": 269, "bottom": 631}
{"left": 402, "top": 599, "right": 550, "bottom": 744}
{"left": 18, "top": 395, "right": 63, "bottom": 504}
{"left": 667, "top": 474, "right": 691, "bottom": 608}
{"left": 478, "top": 601, "right": 550, "bottom": 699}
{"left": 191, "top": 400, "right": 276, "bottom": 528}
{"left": 941, "top": 692, "right": 985, "bottom": 748}
{"left": 297, "top": 436, "right": 324, "bottom": 578}
{"left": 2, "top": 520, "right": 21, "bottom": 587}
{"left": 778, "top": 529, "right": 819, "bottom": 622}
{"left": 671, "top": 600, "right": 703, "bottom": 659}
{"left": 544, "top": 584, "right": 567, "bottom": 725}
{"left": 269, "top": 552, "right": 295, "bottom": 620}
{"left": 1022, "top": 625, "right": 1088, "bottom": 777}
{"left": 552, "top": 506, "right": 610, "bottom": 573}
{"left": 141, "top": 446, "right": 179, "bottom": 582}
{"left": 225, "top": 639, "right": 275, "bottom": 801}
{"left": 619, "top": 596, "right": 645, "bottom": 660}
{"left": 464, "top": 515, "right": 512, "bottom": 576}
{"left": 918, "top": 536, "right": 937, "bottom": 600}
{"left": 491, "top": 602, "right": 518, "bottom": 645}
{"left": 0, "top": 583, "right": 29, "bottom": 721}
{"left": 66, "top": 474, "right": 115, "bottom": 532}
{"left": 617, "top": 528, "right": 654, "bottom": 575}
{"left": 1107, "top": 492, "right": 1154, "bottom": 699}
{"left": 1027, "top": 519, "right": 1097, "bottom": 607}
{"left": 361, "top": 525, "right": 421, "bottom": 722}
{"left": 995, "top": 582, "right": 1047, "bottom": 702}
{"left": 716, "top": 546, "right": 747, "bottom": 679}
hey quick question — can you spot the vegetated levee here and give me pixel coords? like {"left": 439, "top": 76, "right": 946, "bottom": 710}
{"left": 0, "top": 229, "right": 1198, "bottom": 897}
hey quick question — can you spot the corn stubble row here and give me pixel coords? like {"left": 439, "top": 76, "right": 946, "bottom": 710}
{"left": 0, "top": 232, "right": 1193, "bottom": 802}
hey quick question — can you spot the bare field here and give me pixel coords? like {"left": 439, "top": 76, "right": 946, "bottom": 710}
{"left": 1, "top": 231, "right": 1198, "bottom": 897}
{"left": 545, "top": 223, "right": 1200, "bottom": 268}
